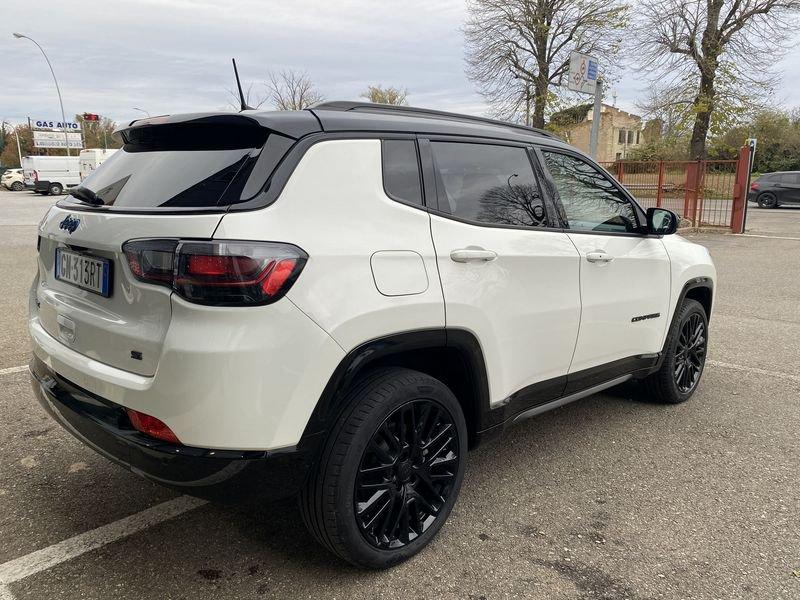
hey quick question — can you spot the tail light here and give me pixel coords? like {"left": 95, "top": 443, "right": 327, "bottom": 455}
{"left": 122, "top": 239, "right": 307, "bottom": 306}
{"left": 33, "top": 170, "right": 39, "bottom": 182}
{"left": 127, "top": 408, "right": 180, "bottom": 444}
{"left": 750, "top": 182, "right": 759, "bottom": 191}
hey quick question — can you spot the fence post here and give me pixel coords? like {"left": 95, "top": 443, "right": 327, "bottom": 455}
{"left": 618, "top": 162, "right": 625, "bottom": 184}
{"left": 656, "top": 161, "right": 665, "bottom": 208}
{"left": 730, "top": 144, "right": 751, "bottom": 233}
{"left": 683, "top": 162, "right": 701, "bottom": 226}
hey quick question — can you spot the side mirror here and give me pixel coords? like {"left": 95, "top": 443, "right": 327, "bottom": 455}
{"left": 647, "top": 207, "right": 678, "bottom": 235}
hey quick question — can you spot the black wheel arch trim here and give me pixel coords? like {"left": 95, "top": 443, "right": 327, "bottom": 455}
{"left": 651, "top": 276, "right": 713, "bottom": 372}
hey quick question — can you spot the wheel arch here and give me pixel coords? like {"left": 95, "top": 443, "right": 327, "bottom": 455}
{"left": 300, "top": 328, "right": 490, "bottom": 449}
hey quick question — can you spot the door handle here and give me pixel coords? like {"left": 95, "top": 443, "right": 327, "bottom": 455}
{"left": 586, "top": 251, "right": 614, "bottom": 263}
{"left": 450, "top": 247, "right": 498, "bottom": 263}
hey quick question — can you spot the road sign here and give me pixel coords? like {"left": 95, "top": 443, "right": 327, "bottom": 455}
{"left": 32, "top": 119, "right": 81, "bottom": 131}
{"left": 567, "top": 51, "right": 598, "bottom": 94}
{"left": 33, "top": 130, "right": 83, "bottom": 149}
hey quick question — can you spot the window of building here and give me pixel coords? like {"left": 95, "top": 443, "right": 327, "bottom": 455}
{"left": 618, "top": 129, "right": 625, "bottom": 144}
{"left": 627, "top": 130, "right": 634, "bottom": 144}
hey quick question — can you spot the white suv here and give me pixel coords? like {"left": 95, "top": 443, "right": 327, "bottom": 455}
{"left": 29, "top": 103, "right": 715, "bottom": 568}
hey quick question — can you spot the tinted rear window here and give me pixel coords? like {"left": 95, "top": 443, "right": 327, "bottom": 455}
{"left": 382, "top": 139, "right": 422, "bottom": 205}
{"left": 68, "top": 121, "right": 273, "bottom": 209}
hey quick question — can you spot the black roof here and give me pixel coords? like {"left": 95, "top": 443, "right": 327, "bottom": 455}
{"left": 118, "top": 101, "right": 567, "bottom": 147}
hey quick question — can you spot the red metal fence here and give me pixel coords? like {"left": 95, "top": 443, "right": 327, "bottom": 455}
{"left": 600, "top": 145, "right": 750, "bottom": 232}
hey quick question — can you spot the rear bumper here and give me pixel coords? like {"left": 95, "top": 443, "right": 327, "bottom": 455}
{"left": 30, "top": 355, "right": 319, "bottom": 503}
{"left": 34, "top": 181, "right": 51, "bottom": 192}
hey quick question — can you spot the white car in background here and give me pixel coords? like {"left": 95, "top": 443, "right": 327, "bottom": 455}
{"left": 1, "top": 168, "right": 25, "bottom": 191}
{"left": 79, "top": 148, "right": 118, "bottom": 181}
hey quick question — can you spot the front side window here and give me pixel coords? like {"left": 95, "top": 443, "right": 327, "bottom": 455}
{"left": 541, "top": 150, "right": 639, "bottom": 233}
{"left": 382, "top": 139, "right": 422, "bottom": 205}
{"left": 430, "top": 142, "right": 547, "bottom": 228}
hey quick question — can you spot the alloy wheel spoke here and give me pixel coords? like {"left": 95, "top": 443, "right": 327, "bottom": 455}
{"left": 355, "top": 399, "right": 459, "bottom": 549}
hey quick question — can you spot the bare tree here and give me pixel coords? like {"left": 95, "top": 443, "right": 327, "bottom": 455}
{"left": 226, "top": 82, "right": 268, "bottom": 111}
{"left": 266, "top": 70, "right": 324, "bottom": 110}
{"left": 633, "top": 0, "right": 800, "bottom": 158}
{"left": 464, "top": 0, "right": 629, "bottom": 128}
{"left": 361, "top": 85, "right": 408, "bottom": 105}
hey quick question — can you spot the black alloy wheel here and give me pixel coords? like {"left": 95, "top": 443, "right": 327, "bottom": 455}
{"left": 757, "top": 192, "right": 777, "bottom": 208}
{"left": 674, "top": 312, "right": 706, "bottom": 394}
{"left": 354, "top": 399, "right": 460, "bottom": 550}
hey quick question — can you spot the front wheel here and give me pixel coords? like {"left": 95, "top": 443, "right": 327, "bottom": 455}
{"left": 300, "top": 368, "right": 467, "bottom": 569}
{"left": 49, "top": 183, "right": 63, "bottom": 196}
{"left": 643, "top": 298, "right": 708, "bottom": 404}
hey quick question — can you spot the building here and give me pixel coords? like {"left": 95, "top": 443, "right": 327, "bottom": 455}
{"left": 554, "top": 104, "right": 645, "bottom": 163}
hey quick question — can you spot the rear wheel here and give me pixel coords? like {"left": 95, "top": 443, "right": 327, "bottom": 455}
{"left": 643, "top": 298, "right": 708, "bottom": 404}
{"left": 10, "top": 181, "right": 23, "bottom": 191}
{"left": 757, "top": 192, "right": 778, "bottom": 208}
{"left": 300, "top": 368, "right": 467, "bottom": 569}
{"left": 49, "top": 183, "right": 63, "bottom": 196}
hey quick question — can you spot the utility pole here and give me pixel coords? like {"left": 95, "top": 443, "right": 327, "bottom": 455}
{"left": 15, "top": 125, "right": 23, "bottom": 165}
{"left": 589, "top": 78, "right": 603, "bottom": 159}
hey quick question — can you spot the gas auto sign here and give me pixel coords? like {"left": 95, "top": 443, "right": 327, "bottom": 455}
{"left": 33, "top": 119, "right": 81, "bottom": 131}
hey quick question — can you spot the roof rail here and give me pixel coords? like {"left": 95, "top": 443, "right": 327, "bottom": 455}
{"left": 311, "top": 101, "right": 557, "bottom": 139}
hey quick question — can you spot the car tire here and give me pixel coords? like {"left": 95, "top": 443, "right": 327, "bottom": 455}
{"left": 757, "top": 192, "right": 778, "bottom": 208}
{"left": 642, "top": 298, "right": 708, "bottom": 404}
{"left": 10, "top": 181, "right": 24, "bottom": 191}
{"left": 49, "top": 183, "right": 63, "bottom": 196}
{"left": 299, "top": 367, "right": 468, "bottom": 569}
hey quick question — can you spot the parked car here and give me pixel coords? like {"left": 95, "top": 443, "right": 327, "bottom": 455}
{"left": 29, "top": 103, "right": 715, "bottom": 569}
{"left": 1, "top": 168, "right": 25, "bottom": 191}
{"left": 21, "top": 155, "right": 80, "bottom": 195}
{"left": 748, "top": 171, "right": 800, "bottom": 208}
{"left": 79, "top": 148, "right": 118, "bottom": 181}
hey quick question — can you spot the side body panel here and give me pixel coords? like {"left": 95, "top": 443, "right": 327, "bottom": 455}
{"left": 430, "top": 215, "right": 581, "bottom": 407}
{"left": 216, "top": 138, "right": 446, "bottom": 351}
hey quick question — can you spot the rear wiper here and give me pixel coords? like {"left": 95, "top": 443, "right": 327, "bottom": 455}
{"left": 69, "top": 186, "right": 105, "bottom": 206}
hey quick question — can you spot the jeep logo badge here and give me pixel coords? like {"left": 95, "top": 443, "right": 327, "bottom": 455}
{"left": 59, "top": 215, "right": 80, "bottom": 234}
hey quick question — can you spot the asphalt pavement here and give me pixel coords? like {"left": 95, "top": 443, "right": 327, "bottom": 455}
{"left": 0, "top": 190, "right": 797, "bottom": 599}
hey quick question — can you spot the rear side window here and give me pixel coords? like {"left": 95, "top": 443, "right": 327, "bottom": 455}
{"left": 382, "top": 139, "right": 422, "bottom": 206}
{"left": 68, "top": 120, "right": 278, "bottom": 209}
{"left": 430, "top": 141, "right": 547, "bottom": 227}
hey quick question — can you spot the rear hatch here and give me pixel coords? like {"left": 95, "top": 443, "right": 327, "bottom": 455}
{"left": 34, "top": 114, "right": 289, "bottom": 376}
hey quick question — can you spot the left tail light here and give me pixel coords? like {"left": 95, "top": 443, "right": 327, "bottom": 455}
{"left": 122, "top": 239, "right": 307, "bottom": 306}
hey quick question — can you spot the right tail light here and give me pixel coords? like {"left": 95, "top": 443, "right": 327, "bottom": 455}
{"left": 122, "top": 239, "right": 307, "bottom": 306}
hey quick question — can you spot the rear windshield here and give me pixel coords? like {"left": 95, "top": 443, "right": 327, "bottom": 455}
{"left": 64, "top": 121, "right": 272, "bottom": 209}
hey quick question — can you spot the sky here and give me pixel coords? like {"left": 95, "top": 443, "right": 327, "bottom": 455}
{"left": 1, "top": 0, "right": 799, "bottom": 128}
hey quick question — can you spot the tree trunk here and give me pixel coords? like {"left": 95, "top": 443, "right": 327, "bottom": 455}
{"left": 689, "top": 71, "right": 715, "bottom": 160}
{"left": 531, "top": 74, "right": 548, "bottom": 129}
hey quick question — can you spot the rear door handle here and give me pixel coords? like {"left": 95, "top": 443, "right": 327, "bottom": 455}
{"left": 450, "top": 247, "right": 498, "bottom": 263}
{"left": 586, "top": 251, "right": 614, "bottom": 263}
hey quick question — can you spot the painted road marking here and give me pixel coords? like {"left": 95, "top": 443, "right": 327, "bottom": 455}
{"left": 706, "top": 359, "right": 800, "bottom": 383}
{"left": 0, "top": 366, "right": 26, "bottom": 377}
{"left": 738, "top": 233, "right": 800, "bottom": 241}
{"left": 0, "top": 496, "right": 207, "bottom": 586}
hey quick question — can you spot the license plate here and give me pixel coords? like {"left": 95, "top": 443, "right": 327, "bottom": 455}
{"left": 54, "top": 248, "right": 112, "bottom": 297}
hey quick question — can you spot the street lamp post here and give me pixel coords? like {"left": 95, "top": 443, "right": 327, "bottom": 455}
{"left": 13, "top": 33, "right": 72, "bottom": 157}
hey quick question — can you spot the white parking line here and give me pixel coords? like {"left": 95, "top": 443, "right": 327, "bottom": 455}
{"left": 0, "top": 366, "right": 27, "bottom": 377}
{"left": 738, "top": 233, "right": 800, "bottom": 241}
{"left": 0, "top": 496, "right": 207, "bottom": 588}
{"left": 706, "top": 359, "right": 800, "bottom": 383}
